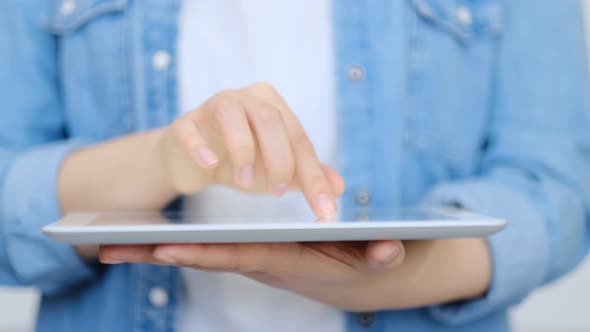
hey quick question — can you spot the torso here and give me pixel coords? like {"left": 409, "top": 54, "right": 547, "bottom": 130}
{"left": 177, "top": 1, "right": 343, "bottom": 331}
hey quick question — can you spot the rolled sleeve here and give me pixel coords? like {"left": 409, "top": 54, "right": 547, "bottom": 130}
{"left": 1, "top": 139, "right": 95, "bottom": 295}
{"left": 423, "top": 170, "right": 586, "bottom": 325}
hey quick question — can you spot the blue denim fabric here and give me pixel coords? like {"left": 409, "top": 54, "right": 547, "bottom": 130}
{"left": 1, "top": 0, "right": 589, "bottom": 331}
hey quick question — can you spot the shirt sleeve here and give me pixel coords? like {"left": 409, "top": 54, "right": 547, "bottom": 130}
{"left": 424, "top": 0, "right": 590, "bottom": 325}
{"left": 0, "top": 1, "right": 97, "bottom": 294}
{"left": 1, "top": 140, "right": 96, "bottom": 295}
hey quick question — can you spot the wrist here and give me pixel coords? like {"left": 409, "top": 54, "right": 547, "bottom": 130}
{"left": 150, "top": 127, "right": 182, "bottom": 198}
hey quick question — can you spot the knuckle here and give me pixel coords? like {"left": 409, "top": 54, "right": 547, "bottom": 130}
{"left": 295, "top": 142, "right": 317, "bottom": 164}
{"left": 210, "top": 93, "right": 239, "bottom": 112}
{"left": 253, "top": 106, "right": 280, "bottom": 125}
{"left": 170, "top": 118, "right": 190, "bottom": 143}
{"left": 307, "top": 173, "right": 330, "bottom": 191}
{"left": 170, "top": 118, "right": 185, "bottom": 134}
{"left": 291, "top": 132, "right": 313, "bottom": 153}
{"left": 250, "top": 81, "right": 276, "bottom": 94}
{"left": 171, "top": 119, "right": 200, "bottom": 148}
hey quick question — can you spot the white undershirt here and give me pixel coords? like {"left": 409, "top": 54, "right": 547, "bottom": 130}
{"left": 177, "top": 1, "right": 342, "bottom": 332}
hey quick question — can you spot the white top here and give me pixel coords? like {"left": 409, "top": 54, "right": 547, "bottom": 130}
{"left": 176, "top": 1, "right": 343, "bottom": 332}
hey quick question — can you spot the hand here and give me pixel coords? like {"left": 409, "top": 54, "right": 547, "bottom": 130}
{"left": 159, "top": 82, "right": 343, "bottom": 217}
{"left": 60, "top": 82, "right": 346, "bottom": 262}
{"left": 100, "top": 238, "right": 491, "bottom": 311}
{"left": 99, "top": 82, "right": 414, "bottom": 309}
{"left": 99, "top": 239, "right": 406, "bottom": 312}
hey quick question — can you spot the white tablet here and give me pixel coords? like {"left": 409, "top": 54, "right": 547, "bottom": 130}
{"left": 43, "top": 206, "right": 506, "bottom": 245}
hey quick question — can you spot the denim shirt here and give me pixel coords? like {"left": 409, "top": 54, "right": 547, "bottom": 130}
{"left": 1, "top": 0, "right": 590, "bottom": 331}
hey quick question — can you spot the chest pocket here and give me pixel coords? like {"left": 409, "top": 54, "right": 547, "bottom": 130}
{"left": 45, "top": 0, "right": 132, "bottom": 140}
{"left": 406, "top": 0, "right": 503, "bottom": 177}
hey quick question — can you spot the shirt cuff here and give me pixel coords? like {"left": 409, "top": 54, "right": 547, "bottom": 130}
{"left": 1, "top": 139, "right": 96, "bottom": 294}
{"left": 422, "top": 178, "right": 548, "bottom": 326}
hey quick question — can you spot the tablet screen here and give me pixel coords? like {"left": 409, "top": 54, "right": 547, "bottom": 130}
{"left": 57, "top": 206, "right": 465, "bottom": 228}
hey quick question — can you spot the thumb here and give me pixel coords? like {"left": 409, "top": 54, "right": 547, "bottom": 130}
{"left": 366, "top": 240, "right": 405, "bottom": 271}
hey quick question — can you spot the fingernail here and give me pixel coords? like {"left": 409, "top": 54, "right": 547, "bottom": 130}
{"left": 153, "top": 249, "right": 179, "bottom": 264}
{"left": 314, "top": 193, "right": 336, "bottom": 217}
{"left": 196, "top": 146, "right": 219, "bottom": 167}
{"left": 235, "top": 166, "right": 254, "bottom": 188}
{"left": 380, "top": 245, "right": 401, "bottom": 265}
{"left": 271, "top": 182, "right": 289, "bottom": 196}
{"left": 315, "top": 217, "right": 337, "bottom": 224}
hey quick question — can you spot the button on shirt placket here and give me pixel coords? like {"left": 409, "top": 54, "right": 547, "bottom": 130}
{"left": 456, "top": 6, "right": 473, "bottom": 28}
{"left": 152, "top": 50, "right": 172, "bottom": 72}
{"left": 147, "top": 46, "right": 174, "bottom": 126}
{"left": 355, "top": 191, "right": 371, "bottom": 220}
{"left": 347, "top": 65, "right": 365, "bottom": 81}
{"left": 59, "top": 0, "right": 76, "bottom": 16}
{"left": 149, "top": 287, "right": 169, "bottom": 309}
{"left": 356, "top": 191, "right": 370, "bottom": 205}
{"left": 357, "top": 312, "right": 376, "bottom": 328}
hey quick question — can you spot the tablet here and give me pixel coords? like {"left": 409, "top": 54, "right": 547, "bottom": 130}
{"left": 43, "top": 206, "right": 506, "bottom": 245}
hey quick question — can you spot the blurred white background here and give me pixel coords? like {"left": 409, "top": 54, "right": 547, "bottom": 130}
{"left": 2, "top": 2, "right": 590, "bottom": 332}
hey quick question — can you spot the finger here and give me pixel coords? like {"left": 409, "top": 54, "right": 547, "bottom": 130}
{"left": 365, "top": 240, "right": 405, "bottom": 271}
{"left": 99, "top": 245, "right": 158, "bottom": 264}
{"left": 208, "top": 96, "right": 256, "bottom": 188}
{"left": 258, "top": 92, "right": 339, "bottom": 217}
{"left": 171, "top": 116, "right": 219, "bottom": 169}
{"left": 152, "top": 243, "right": 278, "bottom": 273}
{"left": 246, "top": 82, "right": 344, "bottom": 205}
{"left": 302, "top": 241, "right": 368, "bottom": 270}
{"left": 281, "top": 110, "right": 337, "bottom": 217}
{"left": 242, "top": 97, "right": 295, "bottom": 196}
{"left": 322, "top": 164, "right": 345, "bottom": 197}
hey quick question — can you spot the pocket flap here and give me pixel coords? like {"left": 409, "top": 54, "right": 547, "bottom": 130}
{"left": 410, "top": 0, "right": 503, "bottom": 41}
{"left": 48, "top": 0, "right": 128, "bottom": 35}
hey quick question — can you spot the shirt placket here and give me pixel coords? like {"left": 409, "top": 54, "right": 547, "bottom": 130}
{"left": 131, "top": 1, "right": 180, "bottom": 331}
{"left": 334, "top": 0, "right": 407, "bottom": 331}
{"left": 334, "top": 0, "right": 375, "bottom": 224}
{"left": 144, "top": 0, "right": 179, "bottom": 128}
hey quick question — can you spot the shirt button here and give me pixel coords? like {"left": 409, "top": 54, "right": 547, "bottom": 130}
{"left": 356, "top": 191, "right": 371, "bottom": 205}
{"left": 152, "top": 50, "right": 172, "bottom": 71}
{"left": 347, "top": 66, "right": 365, "bottom": 81}
{"left": 356, "top": 211, "right": 371, "bottom": 221}
{"left": 59, "top": 0, "right": 76, "bottom": 16}
{"left": 148, "top": 287, "right": 169, "bottom": 308}
{"left": 456, "top": 6, "right": 473, "bottom": 27}
{"left": 357, "top": 312, "right": 376, "bottom": 327}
